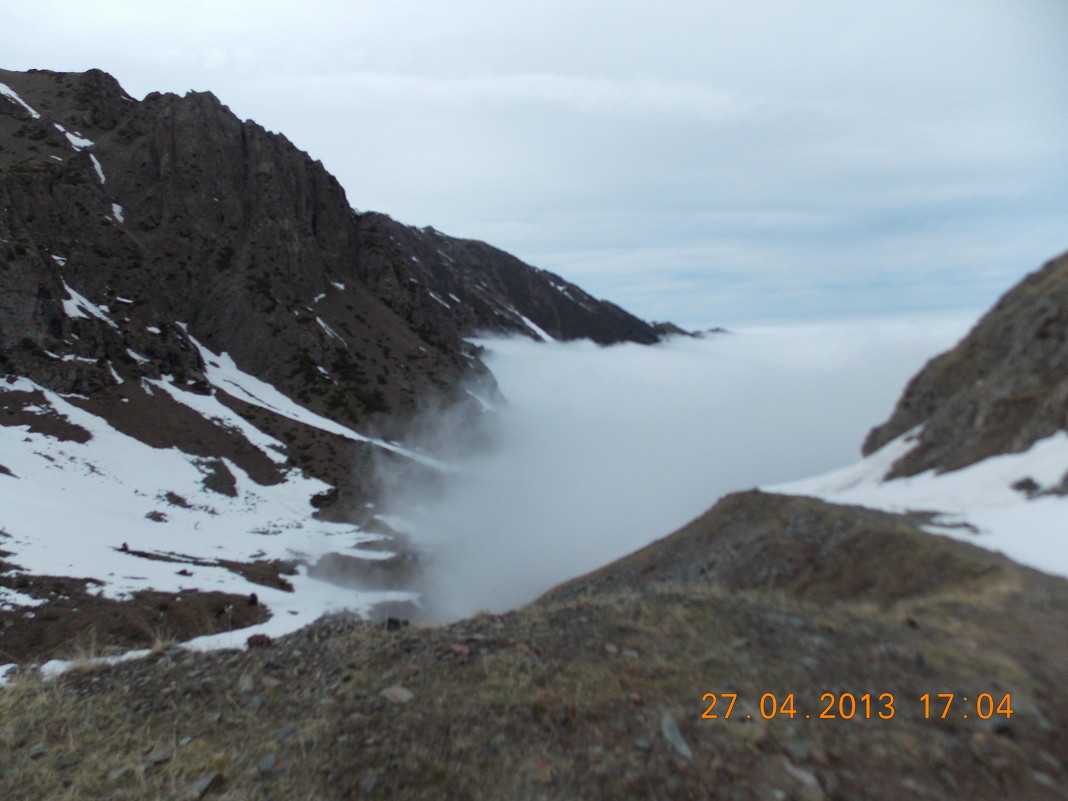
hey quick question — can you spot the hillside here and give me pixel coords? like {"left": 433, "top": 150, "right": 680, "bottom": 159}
{"left": 863, "top": 248, "right": 1068, "bottom": 479}
{"left": 3, "top": 491, "right": 1065, "bottom": 800}
{"left": 771, "top": 249, "right": 1068, "bottom": 584}
{"left": 2, "top": 65, "right": 1068, "bottom": 799}
{"left": 0, "top": 67, "right": 668, "bottom": 658}
{"left": 0, "top": 66, "right": 660, "bottom": 510}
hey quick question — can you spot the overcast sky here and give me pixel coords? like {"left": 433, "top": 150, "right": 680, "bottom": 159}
{"left": 4, "top": 1, "right": 1067, "bottom": 327}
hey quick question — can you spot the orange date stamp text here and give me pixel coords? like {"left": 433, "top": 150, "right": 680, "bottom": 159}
{"left": 700, "top": 692, "right": 1013, "bottom": 721}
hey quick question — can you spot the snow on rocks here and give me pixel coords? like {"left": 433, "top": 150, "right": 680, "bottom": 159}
{"left": 0, "top": 82, "right": 41, "bottom": 119}
{"left": 61, "top": 279, "right": 118, "bottom": 328}
{"left": 0, "top": 376, "right": 414, "bottom": 667}
{"left": 315, "top": 316, "right": 347, "bottom": 345}
{"left": 187, "top": 335, "right": 449, "bottom": 470}
{"left": 428, "top": 291, "right": 451, "bottom": 309}
{"left": 88, "top": 154, "right": 106, "bottom": 184}
{"left": 52, "top": 122, "right": 94, "bottom": 151}
{"left": 506, "top": 307, "right": 555, "bottom": 342}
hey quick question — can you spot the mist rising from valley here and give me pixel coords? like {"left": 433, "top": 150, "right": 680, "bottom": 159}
{"left": 380, "top": 311, "right": 978, "bottom": 619}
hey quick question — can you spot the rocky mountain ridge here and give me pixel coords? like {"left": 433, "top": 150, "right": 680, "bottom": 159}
{"left": 0, "top": 66, "right": 676, "bottom": 662}
{"left": 0, "top": 67, "right": 663, "bottom": 514}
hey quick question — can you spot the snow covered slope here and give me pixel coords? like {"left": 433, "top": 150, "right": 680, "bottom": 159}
{"left": 773, "top": 251, "right": 1068, "bottom": 582}
{"left": 0, "top": 351, "right": 425, "bottom": 677}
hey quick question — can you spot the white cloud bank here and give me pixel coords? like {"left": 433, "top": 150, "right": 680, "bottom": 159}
{"left": 382, "top": 312, "right": 978, "bottom": 619}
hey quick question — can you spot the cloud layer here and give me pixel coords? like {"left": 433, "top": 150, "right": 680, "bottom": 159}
{"left": 382, "top": 312, "right": 976, "bottom": 619}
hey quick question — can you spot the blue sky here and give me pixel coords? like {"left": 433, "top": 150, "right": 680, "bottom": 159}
{"left": 4, "top": 0, "right": 1067, "bottom": 327}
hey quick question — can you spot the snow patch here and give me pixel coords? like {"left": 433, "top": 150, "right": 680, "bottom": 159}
{"left": 111, "top": 203, "right": 125, "bottom": 223}
{"left": 0, "top": 378, "right": 406, "bottom": 654}
{"left": 0, "top": 586, "right": 46, "bottom": 609}
{"left": 53, "top": 123, "right": 94, "bottom": 151}
{"left": 428, "top": 291, "right": 451, "bottom": 309}
{"left": 43, "top": 350, "right": 96, "bottom": 364}
{"left": 0, "top": 82, "right": 41, "bottom": 119}
{"left": 188, "top": 336, "right": 448, "bottom": 469}
{"left": 465, "top": 389, "right": 496, "bottom": 412}
{"left": 146, "top": 378, "right": 289, "bottom": 465}
{"left": 510, "top": 308, "right": 555, "bottom": 342}
{"left": 61, "top": 280, "right": 118, "bottom": 329}
{"left": 316, "top": 317, "right": 347, "bottom": 345}
{"left": 88, "top": 154, "right": 105, "bottom": 184}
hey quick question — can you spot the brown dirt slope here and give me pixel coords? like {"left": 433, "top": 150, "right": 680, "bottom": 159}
{"left": 863, "top": 249, "right": 1068, "bottom": 478}
{"left": 2, "top": 490, "right": 1065, "bottom": 800}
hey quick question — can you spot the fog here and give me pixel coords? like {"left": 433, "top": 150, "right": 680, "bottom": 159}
{"left": 381, "top": 312, "right": 978, "bottom": 619}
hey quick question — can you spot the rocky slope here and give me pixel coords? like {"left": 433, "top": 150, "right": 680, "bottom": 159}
{"left": 0, "top": 66, "right": 672, "bottom": 660}
{"left": 3, "top": 491, "right": 1065, "bottom": 800}
{"left": 0, "top": 66, "right": 662, "bottom": 507}
{"left": 863, "top": 248, "right": 1068, "bottom": 479}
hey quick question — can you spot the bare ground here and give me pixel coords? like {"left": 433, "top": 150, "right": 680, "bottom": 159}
{"left": 1, "top": 492, "right": 1066, "bottom": 800}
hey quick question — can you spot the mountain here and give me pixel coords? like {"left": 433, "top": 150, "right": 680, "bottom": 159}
{"left": 863, "top": 249, "right": 1068, "bottom": 480}
{"left": 0, "top": 67, "right": 675, "bottom": 658}
{"left": 3, "top": 66, "right": 1068, "bottom": 799}
{"left": 0, "top": 66, "right": 662, "bottom": 506}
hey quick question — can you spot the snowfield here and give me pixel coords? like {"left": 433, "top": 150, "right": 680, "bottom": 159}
{"left": 0, "top": 368, "right": 418, "bottom": 681}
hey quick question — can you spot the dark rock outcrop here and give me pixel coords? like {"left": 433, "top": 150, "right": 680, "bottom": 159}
{"left": 863, "top": 249, "right": 1068, "bottom": 478}
{"left": 0, "top": 68, "right": 659, "bottom": 413}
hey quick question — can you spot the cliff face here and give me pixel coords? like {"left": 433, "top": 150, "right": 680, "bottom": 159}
{"left": 0, "top": 67, "right": 663, "bottom": 505}
{"left": 863, "top": 249, "right": 1068, "bottom": 478}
